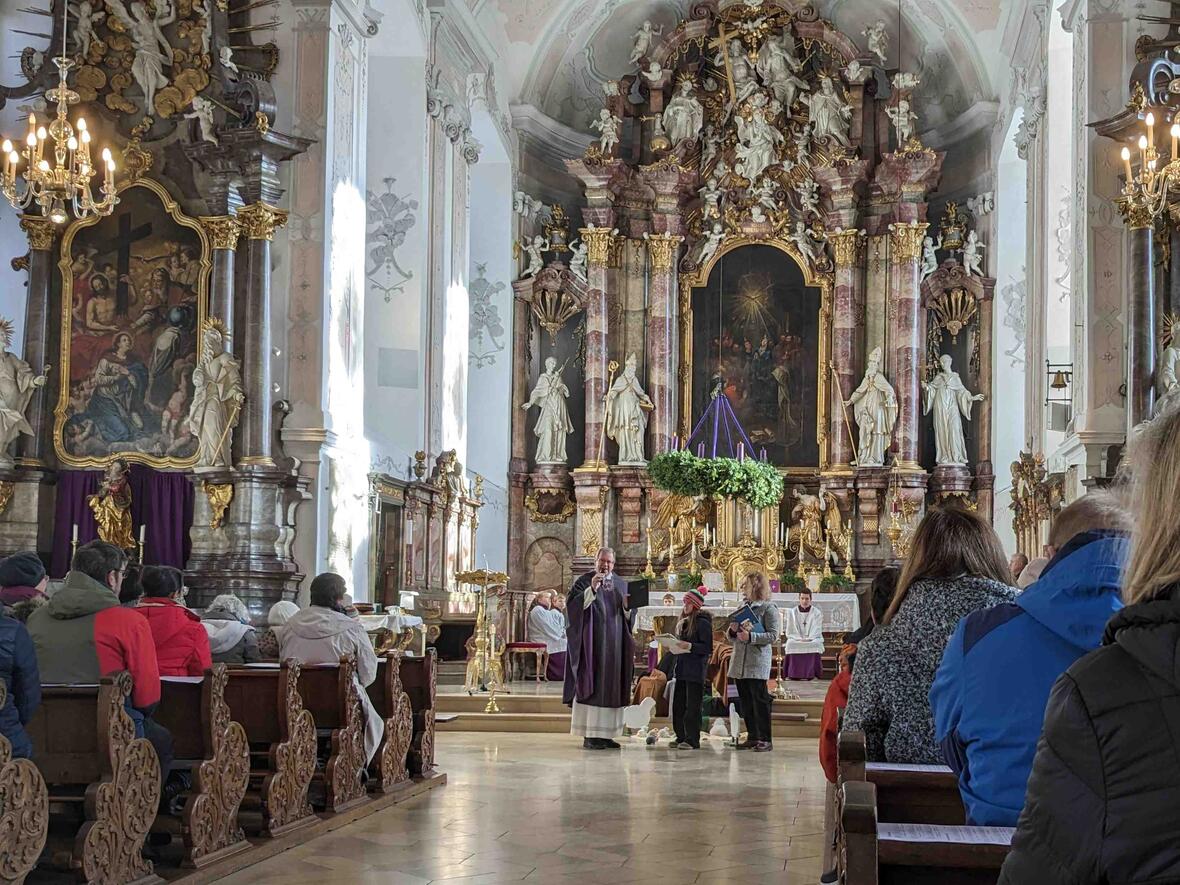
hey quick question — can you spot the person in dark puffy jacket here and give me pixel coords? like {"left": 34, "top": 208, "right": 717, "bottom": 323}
{"left": 0, "top": 551, "right": 48, "bottom": 623}
{"left": 136, "top": 565, "right": 212, "bottom": 677}
{"left": 0, "top": 612, "right": 39, "bottom": 758}
{"left": 1000, "top": 408, "right": 1180, "bottom": 884}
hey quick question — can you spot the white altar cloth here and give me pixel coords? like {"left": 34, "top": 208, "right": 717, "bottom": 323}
{"left": 635, "top": 592, "right": 860, "bottom": 634}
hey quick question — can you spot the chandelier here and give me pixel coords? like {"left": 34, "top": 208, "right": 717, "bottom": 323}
{"left": 0, "top": 0, "right": 118, "bottom": 224}
{"left": 1119, "top": 111, "right": 1180, "bottom": 223}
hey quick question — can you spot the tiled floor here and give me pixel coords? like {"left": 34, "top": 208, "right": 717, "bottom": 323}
{"left": 438, "top": 679, "right": 833, "bottom": 702}
{"left": 216, "top": 732, "right": 828, "bottom": 885}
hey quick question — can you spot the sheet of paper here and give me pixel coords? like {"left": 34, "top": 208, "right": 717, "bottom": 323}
{"left": 867, "top": 762, "right": 954, "bottom": 774}
{"left": 879, "top": 824, "right": 1015, "bottom": 845}
{"left": 161, "top": 676, "right": 205, "bottom": 684}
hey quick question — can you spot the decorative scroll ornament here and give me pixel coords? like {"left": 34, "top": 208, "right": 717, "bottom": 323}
{"left": 323, "top": 656, "right": 369, "bottom": 812}
{"left": 643, "top": 232, "right": 683, "bottom": 272}
{"left": 929, "top": 287, "right": 979, "bottom": 342}
{"left": 828, "top": 228, "right": 866, "bottom": 267}
{"left": 203, "top": 481, "right": 233, "bottom": 529}
{"left": 0, "top": 680, "right": 48, "bottom": 884}
{"left": 263, "top": 660, "right": 317, "bottom": 835}
{"left": 0, "top": 481, "right": 14, "bottom": 516}
{"left": 199, "top": 215, "right": 242, "bottom": 250}
{"left": 18, "top": 216, "right": 55, "bottom": 251}
{"left": 530, "top": 276, "right": 582, "bottom": 342}
{"left": 408, "top": 654, "right": 437, "bottom": 776}
{"left": 524, "top": 488, "right": 576, "bottom": 523}
{"left": 236, "top": 202, "right": 289, "bottom": 241}
{"left": 375, "top": 652, "right": 413, "bottom": 790}
{"left": 888, "top": 221, "right": 928, "bottom": 264}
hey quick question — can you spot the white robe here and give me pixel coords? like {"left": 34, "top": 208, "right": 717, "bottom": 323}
{"left": 527, "top": 606, "right": 567, "bottom": 654}
{"left": 783, "top": 605, "right": 825, "bottom": 655}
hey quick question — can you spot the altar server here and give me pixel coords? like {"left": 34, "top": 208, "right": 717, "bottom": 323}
{"left": 527, "top": 591, "right": 567, "bottom": 680}
{"left": 784, "top": 589, "right": 825, "bottom": 680}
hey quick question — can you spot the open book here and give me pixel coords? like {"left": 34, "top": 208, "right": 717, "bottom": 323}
{"left": 655, "top": 634, "right": 692, "bottom": 654}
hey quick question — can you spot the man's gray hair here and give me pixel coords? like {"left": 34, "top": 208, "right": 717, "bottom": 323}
{"left": 596, "top": 546, "right": 616, "bottom": 559}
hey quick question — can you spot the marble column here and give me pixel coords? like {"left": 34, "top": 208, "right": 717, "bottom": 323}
{"left": 829, "top": 228, "right": 867, "bottom": 470}
{"left": 643, "top": 232, "right": 681, "bottom": 456}
{"left": 507, "top": 280, "right": 534, "bottom": 583}
{"left": 888, "top": 222, "right": 928, "bottom": 470}
{"left": 579, "top": 226, "right": 616, "bottom": 468}
{"left": 16, "top": 216, "right": 54, "bottom": 466}
{"left": 1170, "top": 215, "right": 1180, "bottom": 315}
{"left": 198, "top": 215, "right": 241, "bottom": 348}
{"left": 1124, "top": 204, "right": 1155, "bottom": 427}
{"left": 235, "top": 202, "right": 288, "bottom": 466}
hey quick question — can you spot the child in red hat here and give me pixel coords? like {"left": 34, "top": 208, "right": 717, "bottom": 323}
{"left": 669, "top": 586, "right": 714, "bottom": 749}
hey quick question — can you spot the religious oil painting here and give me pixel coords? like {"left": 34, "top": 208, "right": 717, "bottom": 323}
{"left": 691, "top": 245, "right": 821, "bottom": 468}
{"left": 54, "top": 178, "right": 210, "bottom": 468}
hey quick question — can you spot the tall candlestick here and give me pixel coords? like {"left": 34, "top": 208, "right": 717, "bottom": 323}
{"left": 785, "top": 524, "right": 790, "bottom": 551}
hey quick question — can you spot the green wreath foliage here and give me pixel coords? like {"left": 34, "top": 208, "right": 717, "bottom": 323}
{"left": 647, "top": 450, "right": 785, "bottom": 510}
{"left": 779, "top": 572, "right": 807, "bottom": 593}
{"left": 820, "top": 574, "right": 854, "bottom": 592}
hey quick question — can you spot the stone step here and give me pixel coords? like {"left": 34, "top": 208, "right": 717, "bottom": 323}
{"left": 435, "top": 706, "right": 821, "bottom": 738}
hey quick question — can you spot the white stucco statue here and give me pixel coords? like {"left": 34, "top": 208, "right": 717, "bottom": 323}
{"left": 73, "top": 0, "right": 107, "bottom": 56}
{"left": 1158, "top": 321, "right": 1180, "bottom": 414}
{"left": 701, "top": 124, "right": 721, "bottom": 169}
{"left": 219, "top": 45, "right": 239, "bottom": 76}
{"left": 862, "top": 20, "right": 889, "bottom": 65}
{"left": 886, "top": 98, "right": 918, "bottom": 145}
{"left": 756, "top": 31, "right": 809, "bottom": 108}
{"left": 518, "top": 235, "right": 550, "bottom": 279}
{"left": 184, "top": 95, "right": 218, "bottom": 144}
{"left": 521, "top": 356, "right": 573, "bottom": 465}
{"left": 920, "top": 234, "right": 942, "bottom": 280}
{"left": 590, "top": 108, "right": 623, "bottom": 155}
{"left": 962, "top": 230, "right": 986, "bottom": 277}
{"left": 803, "top": 76, "right": 853, "bottom": 148}
{"left": 735, "top": 93, "right": 783, "bottom": 182}
{"left": 752, "top": 177, "right": 778, "bottom": 213}
{"left": 714, "top": 39, "right": 759, "bottom": 108}
{"left": 606, "top": 353, "right": 654, "bottom": 466}
{"left": 0, "top": 321, "right": 47, "bottom": 468}
{"left": 699, "top": 177, "right": 723, "bottom": 219}
{"left": 663, "top": 79, "right": 704, "bottom": 145}
{"left": 568, "top": 239, "right": 588, "bottom": 281}
{"left": 922, "top": 354, "right": 984, "bottom": 467}
{"left": 188, "top": 323, "right": 244, "bottom": 469}
{"left": 698, "top": 222, "right": 725, "bottom": 267}
{"left": 641, "top": 61, "right": 664, "bottom": 85}
{"left": 796, "top": 176, "right": 820, "bottom": 217}
{"left": 106, "top": 0, "right": 176, "bottom": 113}
{"left": 892, "top": 71, "right": 921, "bottom": 92}
{"left": 846, "top": 346, "right": 897, "bottom": 467}
{"left": 790, "top": 221, "right": 825, "bottom": 268}
{"left": 793, "top": 123, "right": 812, "bottom": 166}
{"left": 630, "top": 20, "right": 663, "bottom": 64}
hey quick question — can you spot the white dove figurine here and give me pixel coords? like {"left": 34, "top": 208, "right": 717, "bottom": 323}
{"left": 623, "top": 696, "right": 657, "bottom": 732}
{"left": 708, "top": 717, "right": 729, "bottom": 738}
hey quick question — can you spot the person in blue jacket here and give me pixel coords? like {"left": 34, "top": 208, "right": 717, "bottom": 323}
{"left": 0, "top": 610, "right": 40, "bottom": 758}
{"left": 929, "top": 491, "right": 1130, "bottom": 827}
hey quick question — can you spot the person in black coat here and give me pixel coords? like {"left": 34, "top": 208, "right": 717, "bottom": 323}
{"left": 0, "top": 612, "right": 40, "bottom": 758}
{"left": 668, "top": 586, "right": 713, "bottom": 750}
{"left": 1000, "top": 408, "right": 1180, "bottom": 884}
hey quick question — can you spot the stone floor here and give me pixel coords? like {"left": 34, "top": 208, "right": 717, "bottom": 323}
{"left": 216, "top": 732, "right": 828, "bottom": 885}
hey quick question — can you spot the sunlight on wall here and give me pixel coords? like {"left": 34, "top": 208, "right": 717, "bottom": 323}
{"left": 441, "top": 278, "right": 470, "bottom": 464}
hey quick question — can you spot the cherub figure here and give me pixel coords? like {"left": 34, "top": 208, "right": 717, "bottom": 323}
{"left": 184, "top": 95, "right": 218, "bottom": 144}
{"left": 862, "top": 20, "right": 888, "bottom": 66}
{"left": 751, "top": 177, "right": 778, "bottom": 213}
{"left": 72, "top": 0, "right": 107, "bottom": 56}
{"left": 795, "top": 177, "right": 820, "bottom": 217}
{"left": 590, "top": 108, "right": 623, "bottom": 155}
{"left": 630, "top": 20, "right": 664, "bottom": 65}
{"left": 699, "top": 177, "right": 723, "bottom": 219}
{"left": 641, "top": 61, "right": 664, "bottom": 85}
{"left": 962, "top": 230, "right": 986, "bottom": 277}
{"left": 698, "top": 222, "right": 725, "bottom": 267}
{"left": 886, "top": 98, "right": 919, "bottom": 145}
{"left": 790, "top": 221, "right": 825, "bottom": 267}
{"left": 568, "top": 238, "right": 588, "bottom": 281}
{"left": 518, "top": 235, "right": 550, "bottom": 278}
{"left": 920, "top": 234, "right": 943, "bottom": 280}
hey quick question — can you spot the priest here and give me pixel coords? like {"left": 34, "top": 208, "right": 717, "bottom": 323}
{"left": 564, "top": 546, "right": 634, "bottom": 749}
{"left": 784, "top": 589, "right": 825, "bottom": 680}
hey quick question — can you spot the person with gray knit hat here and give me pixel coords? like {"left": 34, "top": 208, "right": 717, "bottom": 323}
{"left": 0, "top": 552, "right": 47, "bottom": 622}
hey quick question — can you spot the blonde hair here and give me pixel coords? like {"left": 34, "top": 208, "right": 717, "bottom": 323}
{"left": 741, "top": 571, "right": 770, "bottom": 602}
{"left": 1048, "top": 489, "right": 1131, "bottom": 549}
{"left": 1123, "top": 407, "right": 1180, "bottom": 604}
{"left": 885, "top": 504, "right": 1011, "bottom": 624}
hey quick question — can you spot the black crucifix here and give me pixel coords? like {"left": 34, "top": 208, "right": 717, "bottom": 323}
{"left": 94, "top": 210, "right": 154, "bottom": 317}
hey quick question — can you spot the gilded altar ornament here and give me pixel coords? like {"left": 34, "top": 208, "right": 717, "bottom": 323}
{"left": 19, "top": 216, "right": 55, "bottom": 251}
{"left": 930, "top": 287, "right": 978, "bottom": 342}
{"left": 456, "top": 569, "right": 509, "bottom": 711}
{"left": 888, "top": 221, "right": 928, "bottom": 264}
{"left": 88, "top": 458, "right": 136, "bottom": 549}
{"left": 0, "top": 480, "right": 14, "bottom": 516}
{"left": 886, "top": 488, "right": 918, "bottom": 559}
{"left": 643, "top": 232, "right": 683, "bottom": 272}
{"left": 829, "top": 228, "right": 866, "bottom": 267}
{"left": 204, "top": 481, "right": 233, "bottom": 529}
{"left": 412, "top": 450, "right": 426, "bottom": 480}
{"left": 236, "top": 202, "right": 288, "bottom": 241}
{"left": 199, "top": 215, "right": 241, "bottom": 251}
{"left": 524, "top": 488, "right": 575, "bottom": 524}
{"left": 529, "top": 278, "right": 581, "bottom": 340}
{"left": 579, "top": 226, "right": 618, "bottom": 268}
{"left": 0, "top": 318, "right": 49, "bottom": 469}
{"left": 788, "top": 489, "right": 849, "bottom": 574}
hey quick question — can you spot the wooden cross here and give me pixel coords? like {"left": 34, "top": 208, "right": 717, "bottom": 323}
{"left": 94, "top": 211, "right": 154, "bottom": 316}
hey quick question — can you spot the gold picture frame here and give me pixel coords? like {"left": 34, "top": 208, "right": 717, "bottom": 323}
{"left": 54, "top": 176, "right": 211, "bottom": 469}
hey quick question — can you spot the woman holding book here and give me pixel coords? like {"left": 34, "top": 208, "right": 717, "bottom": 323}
{"left": 667, "top": 585, "right": 713, "bottom": 749}
{"left": 727, "top": 571, "right": 782, "bottom": 751}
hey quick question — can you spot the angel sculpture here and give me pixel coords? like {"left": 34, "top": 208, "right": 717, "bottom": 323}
{"left": 862, "top": 20, "right": 889, "bottom": 66}
{"left": 184, "top": 95, "right": 218, "bottom": 144}
{"left": 191, "top": 0, "right": 211, "bottom": 55}
{"left": 518, "top": 235, "right": 550, "bottom": 279}
{"left": 886, "top": 98, "right": 919, "bottom": 145}
{"left": 641, "top": 61, "right": 664, "bottom": 85}
{"left": 756, "top": 31, "right": 810, "bottom": 109}
{"left": 701, "top": 124, "right": 721, "bottom": 169}
{"left": 663, "top": 79, "right": 704, "bottom": 145}
{"left": 790, "top": 490, "right": 848, "bottom": 563}
{"left": 72, "top": 0, "right": 107, "bottom": 56}
{"left": 568, "top": 238, "right": 588, "bottom": 281}
{"left": 590, "top": 108, "right": 623, "bottom": 155}
{"left": 698, "top": 222, "right": 725, "bottom": 267}
{"left": 844, "top": 60, "right": 867, "bottom": 83}
{"left": 219, "top": 45, "right": 239, "bottom": 76}
{"left": 962, "top": 230, "right": 986, "bottom": 277}
{"left": 630, "top": 20, "right": 663, "bottom": 64}
{"left": 803, "top": 76, "right": 853, "bottom": 148}
{"left": 795, "top": 177, "right": 820, "bottom": 218}
{"left": 751, "top": 177, "right": 778, "bottom": 213}
{"left": 699, "top": 177, "right": 723, "bottom": 219}
{"left": 920, "top": 234, "right": 943, "bottom": 280}
{"left": 789, "top": 221, "right": 826, "bottom": 268}
{"left": 734, "top": 93, "right": 784, "bottom": 183}
{"left": 106, "top": 0, "right": 176, "bottom": 113}
{"left": 892, "top": 71, "right": 921, "bottom": 92}
{"left": 793, "top": 123, "right": 812, "bottom": 166}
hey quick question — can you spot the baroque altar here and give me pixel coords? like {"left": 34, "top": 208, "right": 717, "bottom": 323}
{"left": 507, "top": 0, "right": 998, "bottom": 600}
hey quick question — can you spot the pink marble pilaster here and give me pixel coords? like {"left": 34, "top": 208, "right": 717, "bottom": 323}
{"left": 579, "top": 227, "right": 617, "bottom": 467}
{"left": 644, "top": 233, "right": 682, "bottom": 456}
{"left": 828, "top": 229, "right": 866, "bottom": 470}
{"left": 889, "top": 222, "right": 928, "bottom": 469}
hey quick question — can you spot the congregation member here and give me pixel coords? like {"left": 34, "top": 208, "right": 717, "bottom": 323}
{"left": 258, "top": 599, "right": 299, "bottom": 659}
{"left": 280, "top": 573, "right": 382, "bottom": 763}
{"left": 1009, "top": 551, "right": 1029, "bottom": 584}
{"left": 564, "top": 546, "right": 633, "bottom": 750}
{"left": 0, "top": 599, "right": 39, "bottom": 758}
{"left": 727, "top": 571, "right": 781, "bottom": 752}
{"left": 842, "top": 506, "right": 1016, "bottom": 763}
{"left": 930, "top": 491, "right": 1129, "bottom": 827}
{"left": 137, "top": 565, "right": 213, "bottom": 677}
{"left": 201, "top": 594, "right": 260, "bottom": 664}
{"left": 0, "top": 552, "right": 47, "bottom": 622}
{"left": 119, "top": 563, "right": 144, "bottom": 607}
{"left": 846, "top": 565, "right": 898, "bottom": 645}
{"left": 783, "top": 588, "right": 824, "bottom": 680}
{"left": 25, "top": 541, "right": 173, "bottom": 782}
{"left": 819, "top": 643, "right": 857, "bottom": 885}
{"left": 1000, "top": 408, "right": 1180, "bottom": 883}
{"left": 667, "top": 585, "right": 713, "bottom": 750}
{"left": 1017, "top": 556, "right": 1049, "bottom": 590}
{"left": 527, "top": 590, "right": 567, "bottom": 680}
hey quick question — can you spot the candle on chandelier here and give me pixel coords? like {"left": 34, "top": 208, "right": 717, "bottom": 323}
{"left": 35, "top": 127, "right": 46, "bottom": 165}
{"left": 1140, "top": 134, "right": 1149, "bottom": 170}
{"left": 1147, "top": 112, "right": 1156, "bottom": 151}
{"left": 1, "top": 140, "right": 9, "bottom": 179}
{"left": 1172, "top": 122, "right": 1179, "bottom": 159}
{"left": 1122, "top": 146, "right": 1133, "bottom": 183}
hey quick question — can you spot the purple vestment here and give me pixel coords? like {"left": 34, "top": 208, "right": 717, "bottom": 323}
{"left": 562, "top": 571, "right": 634, "bottom": 708}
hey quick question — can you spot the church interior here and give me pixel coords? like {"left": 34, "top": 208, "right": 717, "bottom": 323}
{"left": 0, "top": 0, "right": 1172, "bottom": 882}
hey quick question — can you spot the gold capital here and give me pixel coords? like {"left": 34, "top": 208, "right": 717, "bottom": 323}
{"left": 19, "top": 216, "right": 55, "bottom": 251}
{"left": 888, "top": 221, "right": 928, "bottom": 264}
{"left": 579, "top": 226, "right": 618, "bottom": 268}
{"left": 1119, "top": 198, "right": 1154, "bottom": 230}
{"left": 829, "top": 228, "right": 866, "bottom": 267}
{"left": 199, "top": 215, "right": 242, "bottom": 250}
{"left": 645, "top": 232, "right": 683, "bottom": 272}
{"left": 236, "top": 202, "right": 289, "bottom": 241}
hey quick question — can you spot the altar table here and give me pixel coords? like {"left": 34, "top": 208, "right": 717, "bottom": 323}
{"left": 635, "top": 592, "right": 860, "bottom": 634}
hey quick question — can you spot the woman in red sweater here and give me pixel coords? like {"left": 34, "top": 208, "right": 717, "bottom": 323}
{"left": 819, "top": 643, "right": 856, "bottom": 885}
{"left": 136, "top": 566, "right": 212, "bottom": 677}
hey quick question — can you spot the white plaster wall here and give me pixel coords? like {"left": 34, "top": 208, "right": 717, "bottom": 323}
{"left": 993, "top": 114, "right": 1028, "bottom": 557}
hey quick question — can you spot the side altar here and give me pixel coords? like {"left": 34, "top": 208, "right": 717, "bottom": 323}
{"left": 507, "top": 0, "right": 998, "bottom": 608}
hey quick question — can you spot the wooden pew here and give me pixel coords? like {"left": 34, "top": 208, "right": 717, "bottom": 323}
{"left": 153, "top": 665, "right": 251, "bottom": 868}
{"left": 25, "top": 671, "right": 161, "bottom": 885}
{"left": 0, "top": 679, "right": 49, "bottom": 885}
{"left": 296, "top": 657, "right": 371, "bottom": 814}
{"left": 838, "top": 730, "right": 965, "bottom": 825}
{"left": 842, "top": 780, "right": 1013, "bottom": 885}
{"left": 367, "top": 652, "right": 414, "bottom": 792}
{"left": 399, "top": 649, "right": 437, "bottom": 776}
{"left": 221, "top": 661, "right": 317, "bottom": 838}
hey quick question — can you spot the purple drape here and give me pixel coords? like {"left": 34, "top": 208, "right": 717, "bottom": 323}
{"left": 51, "top": 465, "right": 194, "bottom": 577}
